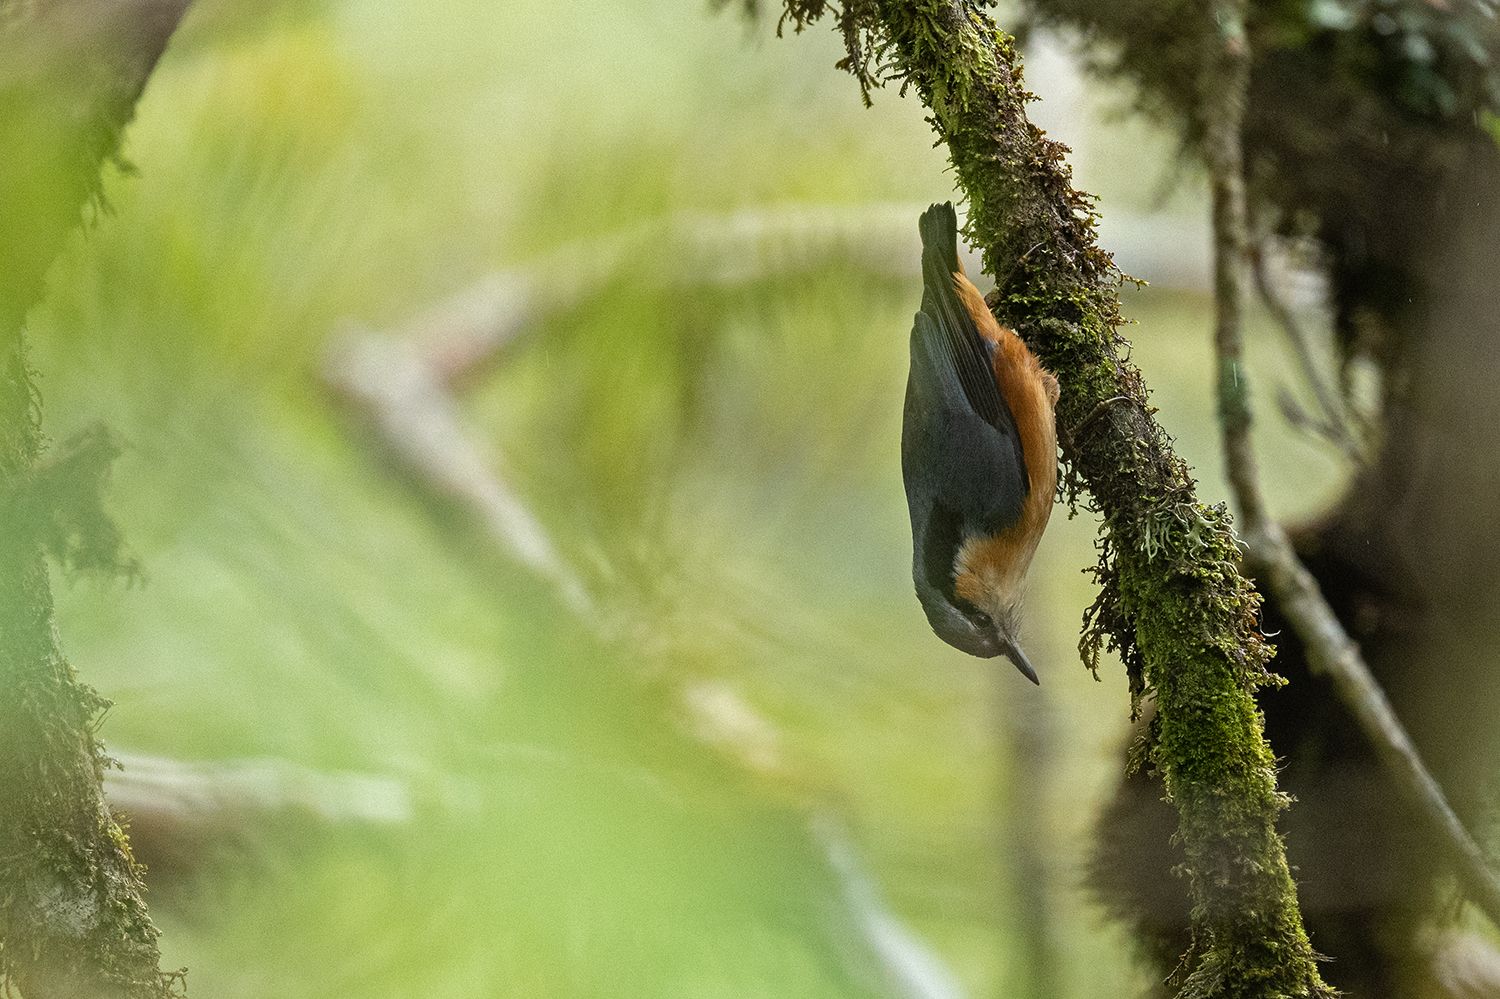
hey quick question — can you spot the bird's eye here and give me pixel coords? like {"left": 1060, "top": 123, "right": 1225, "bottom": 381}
{"left": 952, "top": 596, "right": 994, "bottom": 633}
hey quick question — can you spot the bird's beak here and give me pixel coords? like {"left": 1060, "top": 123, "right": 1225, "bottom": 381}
{"left": 1000, "top": 638, "right": 1040, "bottom": 686}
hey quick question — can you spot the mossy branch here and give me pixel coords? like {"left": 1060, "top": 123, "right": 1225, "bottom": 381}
{"left": 4, "top": 424, "right": 142, "bottom": 580}
{"left": 763, "top": 0, "right": 1332, "bottom": 993}
{"left": 1, "top": 2, "right": 194, "bottom": 996}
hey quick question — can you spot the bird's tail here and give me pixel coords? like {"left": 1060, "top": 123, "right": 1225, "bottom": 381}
{"left": 917, "top": 202, "right": 973, "bottom": 354}
{"left": 918, "top": 202, "right": 961, "bottom": 292}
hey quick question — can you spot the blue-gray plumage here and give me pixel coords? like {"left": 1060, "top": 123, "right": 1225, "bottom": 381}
{"left": 901, "top": 203, "right": 1058, "bottom": 683}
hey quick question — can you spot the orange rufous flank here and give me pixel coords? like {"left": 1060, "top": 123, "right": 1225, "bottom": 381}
{"left": 950, "top": 269, "right": 1059, "bottom": 609}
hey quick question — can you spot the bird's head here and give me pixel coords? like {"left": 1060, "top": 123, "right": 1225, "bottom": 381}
{"left": 916, "top": 580, "right": 1039, "bottom": 684}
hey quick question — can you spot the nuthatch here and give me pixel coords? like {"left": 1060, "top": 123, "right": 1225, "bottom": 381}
{"left": 902, "top": 203, "right": 1059, "bottom": 684}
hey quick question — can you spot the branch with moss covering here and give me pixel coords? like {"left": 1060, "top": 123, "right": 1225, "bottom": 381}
{"left": 1198, "top": 0, "right": 1500, "bottom": 938}
{"left": 1, "top": 2, "right": 194, "bottom": 996}
{"left": 752, "top": 0, "right": 1334, "bottom": 993}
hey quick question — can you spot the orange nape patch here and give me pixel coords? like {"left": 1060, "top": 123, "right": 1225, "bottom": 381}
{"left": 953, "top": 529, "right": 1036, "bottom": 611}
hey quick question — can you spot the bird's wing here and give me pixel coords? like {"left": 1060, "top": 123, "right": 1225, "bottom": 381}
{"left": 916, "top": 203, "right": 1011, "bottom": 432}
{"left": 904, "top": 312, "right": 1029, "bottom": 538}
{"left": 902, "top": 204, "right": 1031, "bottom": 599}
{"left": 905, "top": 203, "right": 1029, "bottom": 531}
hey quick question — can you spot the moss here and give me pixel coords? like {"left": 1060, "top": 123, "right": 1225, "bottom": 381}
{"left": 1, "top": 342, "right": 180, "bottom": 999}
{"left": 4, "top": 423, "right": 142, "bottom": 581}
{"left": 1, "top": 7, "right": 193, "bottom": 996}
{"left": 767, "top": 0, "right": 1333, "bottom": 994}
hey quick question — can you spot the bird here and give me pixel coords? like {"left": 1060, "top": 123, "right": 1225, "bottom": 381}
{"left": 901, "top": 202, "right": 1059, "bottom": 684}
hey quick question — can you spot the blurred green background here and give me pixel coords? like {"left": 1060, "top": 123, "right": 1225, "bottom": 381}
{"left": 28, "top": 1, "right": 1348, "bottom": 995}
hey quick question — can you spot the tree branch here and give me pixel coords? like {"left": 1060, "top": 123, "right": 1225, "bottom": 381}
{"left": 770, "top": 0, "right": 1333, "bottom": 993}
{"left": 0, "top": 3, "right": 194, "bottom": 996}
{"left": 1202, "top": 1, "right": 1261, "bottom": 528}
{"left": 1247, "top": 243, "right": 1363, "bottom": 462}
{"left": 1199, "top": 0, "right": 1500, "bottom": 940}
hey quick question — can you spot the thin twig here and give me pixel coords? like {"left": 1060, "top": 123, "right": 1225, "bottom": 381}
{"left": 106, "top": 753, "right": 419, "bottom": 830}
{"left": 1242, "top": 522, "right": 1500, "bottom": 926}
{"left": 1249, "top": 243, "right": 1363, "bottom": 462}
{"left": 1201, "top": 0, "right": 1500, "bottom": 932}
{"left": 323, "top": 329, "right": 594, "bottom": 614}
{"left": 810, "top": 813, "right": 967, "bottom": 999}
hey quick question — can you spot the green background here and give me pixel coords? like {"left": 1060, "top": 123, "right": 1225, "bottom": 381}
{"left": 29, "top": 1, "right": 1347, "bottom": 995}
